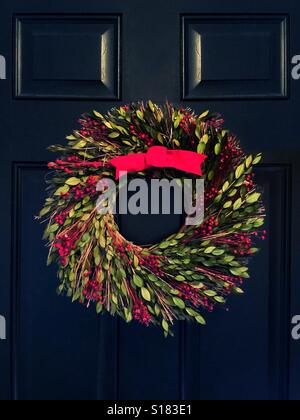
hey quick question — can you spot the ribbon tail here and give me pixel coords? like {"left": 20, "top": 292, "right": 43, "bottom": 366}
{"left": 189, "top": 153, "right": 207, "bottom": 176}
{"left": 170, "top": 151, "right": 207, "bottom": 176}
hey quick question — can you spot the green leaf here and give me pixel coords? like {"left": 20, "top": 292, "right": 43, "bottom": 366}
{"left": 99, "top": 235, "right": 106, "bottom": 249}
{"left": 214, "top": 296, "right": 226, "bottom": 304}
{"left": 233, "top": 287, "right": 244, "bottom": 294}
{"left": 109, "top": 132, "right": 120, "bottom": 138}
{"left": 254, "top": 218, "right": 264, "bottom": 228}
{"left": 174, "top": 116, "right": 183, "bottom": 129}
{"left": 123, "top": 141, "right": 132, "bottom": 146}
{"left": 170, "top": 289, "right": 180, "bottom": 295}
{"left": 199, "top": 110, "right": 209, "bottom": 119}
{"left": 222, "top": 181, "right": 230, "bottom": 192}
{"left": 162, "top": 319, "right": 169, "bottom": 333}
{"left": 83, "top": 196, "right": 90, "bottom": 205}
{"left": 230, "top": 267, "right": 248, "bottom": 276}
{"left": 175, "top": 275, "right": 186, "bottom": 282}
{"left": 223, "top": 255, "right": 235, "bottom": 263}
{"left": 74, "top": 140, "right": 87, "bottom": 149}
{"left": 212, "top": 249, "right": 225, "bottom": 256}
{"left": 233, "top": 223, "right": 242, "bottom": 229}
{"left": 175, "top": 233, "right": 185, "bottom": 240}
{"left": 141, "top": 287, "right": 151, "bottom": 302}
{"left": 240, "top": 185, "right": 247, "bottom": 198}
{"left": 204, "top": 290, "right": 217, "bottom": 297}
{"left": 66, "top": 135, "right": 77, "bottom": 141}
{"left": 246, "top": 192, "right": 261, "bottom": 204}
{"left": 96, "top": 302, "right": 103, "bottom": 314}
{"left": 197, "top": 142, "right": 206, "bottom": 154}
{"left": 186, "top": 308, "right": 198, "bottom": 317}
{"left": 195, "top": 124, "right": 201, "bottom": 141}
{"left": 208, "top": 170, "right": 214, "bottom": 181}
{"left": 66, "top": 177, "right": 81, "bottom": 186}
{"left": 93, "top": 246, "right": 100, "bottom": 259}
{"left": 54, "top": 185, "right": 70, "bottom": 196}
{"left": 253, "top": 153, "right": 262, "bottom": 165}
{"left": 235, "top": 163, "right": 245, "bottom": 179}
{"left": 103, "top": 121, "right": 113, "bottom": 129}
{"left": 159, "top": 242, "right": 170, "bottom": 249}
{"left": 204, "top": 246, "right": 216, "bottom": 254}
{"left": 173, "top": 297, "right": 185, "bottom": 309}
{"left": 115, "top": 125, "right": 128, "bottom": 135}
{"left": 39, "top": 206, "right": 51, "bottom": 217}
{"left": 69, "top": 208, "right": 75, "bottom": 218}
{"left": 93, "top": 110, "right": 104, "bottom": 119}
{"left": 235, "top": 177, "right": 246, "bottom": 187}
{"left": 94, "top": 247, "right": 101, "bottom": 266}
{"left": 72, "top": 289, "right": 81, "bottom": 302}
{"left": 48, "top": 223, "right": 59, "bottom": 233}
{"left": 112, "top": 294, "right": 118, "bottom": 305}
{"left": 136, "top": 110, "right": 144, "bottom": 121}
{"left": 57, "top": 284, "right": 64, "bottom": 294}
{"left": 214, "top": 194, "right": 222, "bottom": 204}
{"left": 155, "top": 304, "right": 161, "bottom": 316}
{"left": 124, "top": 307, "right": 133, "bottom": 322}
{"left": 69, "top": 272, "right": 75, "bottom": 284}
{"left": 195, "top": 315, "right": 206, "bottom": 325}
{"left": 133, "top": 255, "right": 139, "bottom": 268}
{"left": 133, "top": 275, "right": 144, "bottom": 288}
{"left": 157, "top": 133, "right": 164, "bottom": 144}
{"left": 233, "top": 198, "right": 243, "bottom": 211}
{"left": 148, "top": 274, "right": 159, "bottom": 283}
{"left": 82, "top": 233, "right": 91, "bottom": 242}
{"left": 147, "top": 306, "right": 155, "bottom": 316}
{"left": 223, "top": 201, "right": 233, "bottom": 209}
{"left": 191, "top": 282, "right": 204, "bottom": 289}
{"left": 246, "top": 155, "right": 253, "bottom": 169}
{"left": 228, "top": 189, "right": 238, "bottom": 197}
{"left": 230, "top": 261, "right": 241, "bottom": 268}
{"left": 201, "top": 134, "right": 209, "bottom": 144}
{"left": 148, "top": 100, "right": 155, "bottom": 112}
{"left": 214, "top": 143, "right": 221, "bottom": 155}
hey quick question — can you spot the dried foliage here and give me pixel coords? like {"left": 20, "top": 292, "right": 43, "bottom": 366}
{"left": 38, "top": 102, "right": 265, "bottom": 336}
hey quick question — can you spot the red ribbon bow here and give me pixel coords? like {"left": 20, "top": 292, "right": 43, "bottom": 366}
{"left": 109, "top": 146, "right": 207, "bottom": 179}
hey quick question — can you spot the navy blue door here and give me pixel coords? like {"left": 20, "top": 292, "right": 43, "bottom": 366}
{"left": 1, "top": 0, "right": 300, "bottom": 400}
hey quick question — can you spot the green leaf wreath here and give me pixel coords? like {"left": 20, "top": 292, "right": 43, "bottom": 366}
{"left": 38, "top": 101, "right": 266, "bottom": 336}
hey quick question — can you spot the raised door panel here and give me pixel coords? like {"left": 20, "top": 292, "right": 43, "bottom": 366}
{"left": 14, "top": 15, "right": 121, "bottom": 100}
{"left": 182, "top": 15, "right": 289, "bottom": 100}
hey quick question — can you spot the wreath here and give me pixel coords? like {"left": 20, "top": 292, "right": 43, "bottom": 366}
{"left": 38, "top": 101, "right": 265, "bottom": 336}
